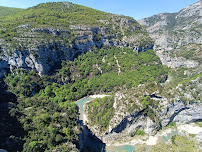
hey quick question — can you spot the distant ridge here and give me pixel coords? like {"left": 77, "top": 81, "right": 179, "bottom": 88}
{"left": 0, "top": 6, "right": 23, "bottom": 17}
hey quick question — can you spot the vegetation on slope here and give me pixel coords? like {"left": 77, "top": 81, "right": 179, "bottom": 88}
{"left": 17, "top": 96, "right": 79, "bottom": 152}
{"left": 5, "top": 47, "right": 168, "bottom": 100}
{"left": 0, "top": 2, "right": 108, "bottom": 28}
{"left": 168, "top": 44, "right": 202, "bottom": 85}
{"left": 150, "top": 135, "right": 200, "bottom": 152}
{"left": 0, "top": 6, "right": 23, "bottom": 17}
{"left": 66, "top": 47, "right": 168, "bottom": 97}
{"left": 2, "top": 71, "right": 80, "bottom": 152}
{"left": 0, "top": 2, "right": 141, "bottom": 32}
{"left": 0, "top": 80, "right": 25, "bottom": 152}
{"left": 0, "top": 1, "right": 153, "bottom": 57}
{"left": 87, "top": 96, "right": 115, "bottom": 132}
{"left": 4, "top": 70, "right": 45, "bottom": 97}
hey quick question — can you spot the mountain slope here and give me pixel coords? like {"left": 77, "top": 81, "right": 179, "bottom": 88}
{"left": 138, "top": 1, "right": 202, "bottom": 70}
{"left": 0, "top": 2, "right": 153, "bottom": 75}
{"left": 0, "top": 6, "right": 23, "bottom": 17}
{"left": 139, "top": 1, "right": 202, "bottom": 49}
{"left": 1, "top": 46, "right": 169, "bottom": 152}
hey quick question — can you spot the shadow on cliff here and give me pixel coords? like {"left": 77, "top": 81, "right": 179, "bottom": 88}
{"left": 79, "top": 119, "right": 106, "bottom": 152}
{"left": 0, "top": 81, "right": 26, "bottom": 152}
{"left": 111, "top": 110, "right": 144, "bottom": 134}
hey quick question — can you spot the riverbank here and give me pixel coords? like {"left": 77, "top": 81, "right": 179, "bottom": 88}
{"left": 85, "top": 95, "right": 111, "bottom": 124}
{"left": 106, "top": 123, "right": 202, "bottom": 147}
{"left": 76, "top": 95, "right": 110, "bottom": 122}
{"left": 90, "top": 94, "right": 110, "bottom": 98}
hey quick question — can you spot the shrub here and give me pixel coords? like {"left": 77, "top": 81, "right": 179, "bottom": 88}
{"left": 131, "top": 128, "right": 145, "bottom": 137}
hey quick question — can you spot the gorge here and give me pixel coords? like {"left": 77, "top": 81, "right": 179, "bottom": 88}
{"left": 0, "top": 1, "right": 201, "bottom": 152}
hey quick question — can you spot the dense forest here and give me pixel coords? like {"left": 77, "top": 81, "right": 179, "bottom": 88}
{"left": 5, "top": 47, "right": 168, "bottom": 101}
{"left": 87, "top": 96, "right": 115, "bottom": 132}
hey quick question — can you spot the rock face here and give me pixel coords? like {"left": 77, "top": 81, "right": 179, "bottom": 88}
{"left": 161, "top": 100, "right": 202, "bottom": 127}
{"left": 174, "top": 103, "right": 202, "bottom": 124}
{"left": 0, "top": 3, "right": 153, "bottom": 76}
{"left": 0, "top": 44, "right": 66, "bottom": 75}
{"left": 100, "top": 99, "right": 202, "bottom": 145}
{"left": 138, "top": 1, "right": 202, "bottom": 68}
{"left": 156, "top": 50, "right": 199, "bottom": 68}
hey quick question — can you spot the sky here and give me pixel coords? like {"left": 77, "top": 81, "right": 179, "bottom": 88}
{"left": 0, "top": 0, "right": 200, "bottom": 20}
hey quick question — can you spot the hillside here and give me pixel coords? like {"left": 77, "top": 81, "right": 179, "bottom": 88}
{"left": 0, "top": 6, "right": 23, "bottom": 17}
{"left": 1, "top": 46, "right": 169, "bottom": 151}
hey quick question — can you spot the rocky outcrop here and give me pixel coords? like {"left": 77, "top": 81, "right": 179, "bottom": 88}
{"left": 156, "top": 50, "right": 199, "bottom": 68}
{"left": 0, "top": 149, "right": 8, "bottom": 152}
{"left": 161, "top": 100, "right": 202, "bottom": 127}
{"left": 174, "top": 103, "right": 202, "bottom": 124}
{"left": 0, "top": 28, "right": 152, "bottom": 76}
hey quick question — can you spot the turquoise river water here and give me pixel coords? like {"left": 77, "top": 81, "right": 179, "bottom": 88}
{"left": 106, "top": 145, "right": 135, "bottom": 152}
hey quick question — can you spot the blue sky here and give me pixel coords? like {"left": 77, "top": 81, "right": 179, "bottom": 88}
{"left": 0, "top": 0, "right": 199, "bottom": 19}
